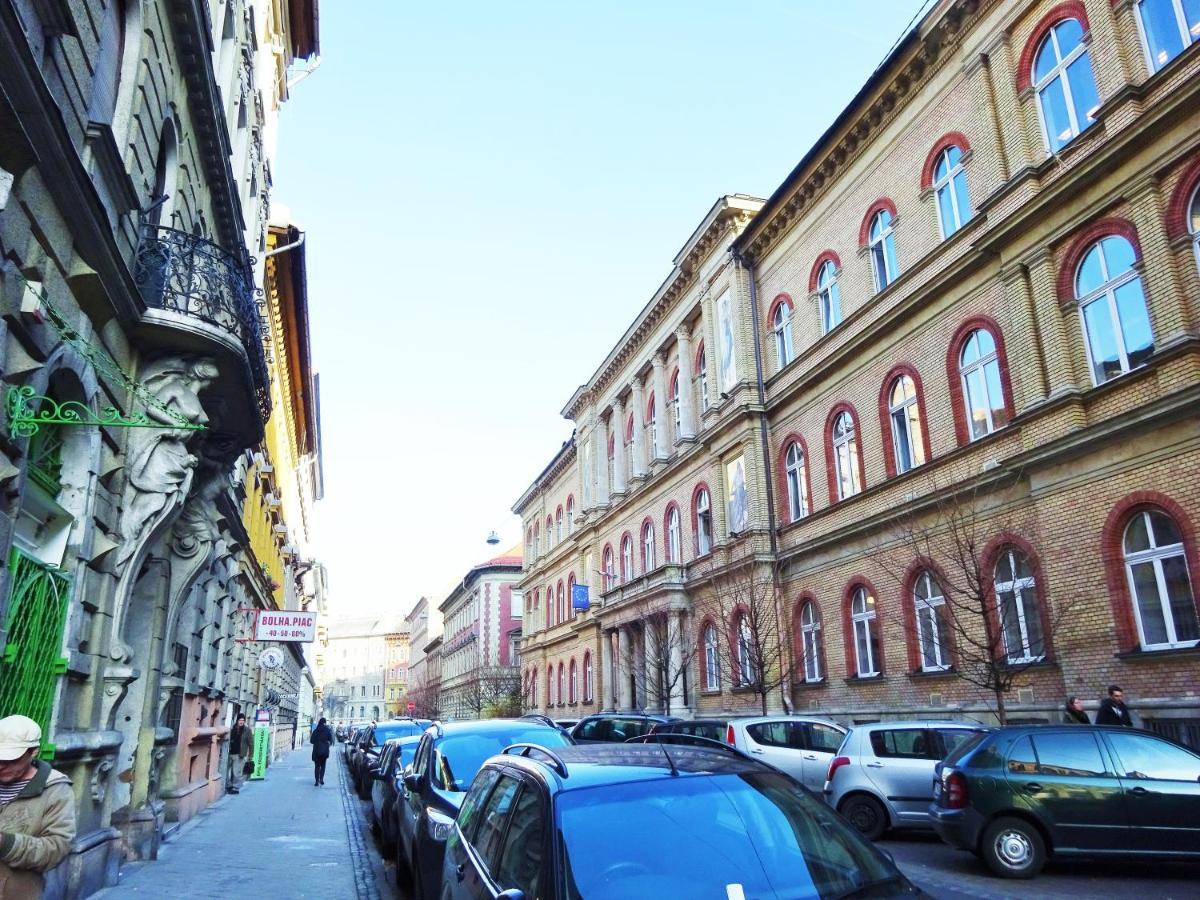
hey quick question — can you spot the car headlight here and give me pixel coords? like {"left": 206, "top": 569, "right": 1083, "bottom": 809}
{"left": 426, "top": 808, "right": 454, "bottom": 842}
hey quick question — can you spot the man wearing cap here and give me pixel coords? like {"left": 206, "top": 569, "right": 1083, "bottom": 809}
{"left": 0, "top": 715, "right": 76, "bottom": 899}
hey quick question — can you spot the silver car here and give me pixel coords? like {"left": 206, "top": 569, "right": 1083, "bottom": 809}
{"left": 823, "top": 720, "right": 987, "bottom": 839}
{"left": 725, "top": 716, "right": 847, "bottom": 792}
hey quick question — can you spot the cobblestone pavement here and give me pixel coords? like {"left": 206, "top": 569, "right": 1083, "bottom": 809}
{"left": 95, "top": 746, "right": 393, "bottom": 899}
{"left": 881, "top": 831, "right": 1200, "bottom": 900}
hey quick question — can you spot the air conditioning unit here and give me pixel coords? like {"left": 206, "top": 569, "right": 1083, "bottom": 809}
{"left": 265, "top": 493, "right": 281, "bottom": 508}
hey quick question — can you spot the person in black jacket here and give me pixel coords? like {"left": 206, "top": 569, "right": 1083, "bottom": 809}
{"left": 311, "top": 717, "right": 334, "bottom": 786}
{"left": 1095, "top": 685, "right": 1134, "bottom": 727}
{"left": 1063, "top": 697, "right": 1090, "bottom": 724}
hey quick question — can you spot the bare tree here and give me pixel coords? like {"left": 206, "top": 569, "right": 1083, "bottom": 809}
{"left": 872, "top": 474, "right": 1078, "bottom": 724}
{"left": 478, "top": 667, "right": 522, "bottom": 718}
{"left": 629, "top": 602, "right": 697, "bottom": 717}
{"left": 696, "top": 555, "right": 790, "bottom": 715}
{"left": 404, "top": 675, "right": 439, "bottom": 720}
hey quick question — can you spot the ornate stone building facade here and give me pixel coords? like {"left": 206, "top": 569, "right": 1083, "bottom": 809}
{"left": 0, "top": 0, "right": 318, "bottom": 895}
{"left": 517, "top": 0, "right": 1200, "bottom": 745}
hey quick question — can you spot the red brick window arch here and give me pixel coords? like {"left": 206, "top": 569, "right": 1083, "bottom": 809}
{"left": 583, "top": 652, "right": 593, "bottom": 703}
{"left": 1102, "top": 493, "right": 1200, "bottom": 653}
{"left": 1165, "top": 156, "right": 1200, "bottom": 255}
{"left": 602, "top": 544, "right": 615, "bottom": 591}
{"left": 810, "top": 251, "right": 843, "bottom": 334}
{"left": 843, "top": 581, "right": 883, "bottom": 678}
{"left": 908, "top": 567, "right": 953, "bottom": 673}
{"left": 767, "top": 293, "right": 796, "bottom": 369}
{"left": 921, "top": 133, "right": 974, "bottom": 239}
{"left": 946, "top": 316, "right": 1015, "bottom": 445}
{"left": 825, "top": 404, "right": 866, "bottom": 503}
{"left": 879, "top": 365, "right": 932, "bottom": 478}
{"left": 620, "top": 532, "right": 634, "bottom": 583}
{"left": 795, "top": 597, "right": 825, "bottom": 684}
{"left": 777, "top": 434, "right": 812, "bottom": 523}
{"left": 983, "top": 536, "right": 1051, "bottom": 664}
{"left": 641, "top": 517, "right": 656, "bottom": 572}
{"left": 699, "top": 617, "right": 720, "bottom": 691}
{"left": 1017, "top": 5, "right": 1101, "bottom": 154}
{"left": 692, "top": 482, "right": 714, "bottom": 557}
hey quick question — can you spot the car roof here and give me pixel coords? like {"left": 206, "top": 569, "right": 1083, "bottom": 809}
{"left": 491, "top": 742, "right": 777, "bottom": 792}
{"left": 434, "top": 718, "right": 564, "bottom": 737}
{"left": 382, "top": 734, "right": 423, "bottom": 747}
{"left": 852, "top": 720, "right": 988, "bottom": 729}
{"left": 578, "top": 713, "right": 680, "bottom": 722}
{"left": 729, "top": 715, "right": 845, "bottom": 728}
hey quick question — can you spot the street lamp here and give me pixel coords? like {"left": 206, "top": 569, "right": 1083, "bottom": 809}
{"left": 486, "top": 530, "right": 500, "bottom": 545}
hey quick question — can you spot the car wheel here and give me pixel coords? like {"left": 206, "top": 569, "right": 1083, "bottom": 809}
{"left": 980, "top": 817, "right": 1046, "bottom": 879}
{"left": 839, "top": 794, "right": 887, "bottom": 840}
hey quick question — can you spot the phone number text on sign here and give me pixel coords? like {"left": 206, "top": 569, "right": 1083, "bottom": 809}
{"left": 254, "top": 611, "right": 317, "bottom": 642}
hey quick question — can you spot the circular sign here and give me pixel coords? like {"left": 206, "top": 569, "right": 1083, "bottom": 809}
{"left": 258, "top": 648, "right": 284, "bottom": 670}
{"left": 407, "top": 702, "right": 416, "bottom": 712}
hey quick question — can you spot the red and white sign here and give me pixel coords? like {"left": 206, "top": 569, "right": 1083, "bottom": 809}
{"left": 254, "top": 610, "right": 317, "bottom": 642}
{"left": 407, "top": 702, "right": 416, "bottom": 712}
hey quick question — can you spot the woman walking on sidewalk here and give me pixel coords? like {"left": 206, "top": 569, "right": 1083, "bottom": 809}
{"left": 311, "top": 718, "right": 333, "bottom": 786}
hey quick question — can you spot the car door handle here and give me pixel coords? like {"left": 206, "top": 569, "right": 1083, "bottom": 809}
{"left": 750, "top": 748, "right": 765, "bottom": 754}
{"left": 1022, "top": 783, "right": 1043, "bottom": 793}
{"left": 866, "top": 762, "right": 884, "bottom": 768}
{"left": 804, "top": 754, "right": 818, "bottom": 761}
{"left": 455, "top": 863, "right": 466, "bottom": 882}
{"left": 1128, "top": 786, "right": 1149, "bottom": 796}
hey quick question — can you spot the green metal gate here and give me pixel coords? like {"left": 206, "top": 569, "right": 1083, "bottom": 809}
{"left": 0, "top": 548, "right": 71, "bottom": 758}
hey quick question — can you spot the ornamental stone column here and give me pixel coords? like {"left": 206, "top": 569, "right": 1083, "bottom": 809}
{"left": 618, "top": 627, "right": 634, "bottom": 710}
{"left": 593, "top": 418, "right": 610, "bottom": 507}
{"left": 600, "top": 630, "right": 613, "bottom": 710}
{"left": 651, "top": 353, "right": 669, "bottom": 461}
{"left": 668, "top": 612, "right": 686, "bottom": 714}
{"left": 675, "top": 326, "right": 697, "bottom": 440}
{"left": 610, "top": 398, "right": 627, "bottom": 495}
{"left": 630, "top": 378, "right": 648, "bottom": 479}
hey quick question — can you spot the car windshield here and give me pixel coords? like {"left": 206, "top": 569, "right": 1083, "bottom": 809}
{"left": 374, "top": 721, "right": 426, "bottom": 743}
{"left": 434, "top": 727, "right": 571, "bottom": 792}
{"left": 558, "top": 771, "right": 902, "bottom": 899}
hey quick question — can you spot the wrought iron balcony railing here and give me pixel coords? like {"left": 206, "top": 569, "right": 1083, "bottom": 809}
{"left": 133, "top": 224, "right": 271, "bottom": 423}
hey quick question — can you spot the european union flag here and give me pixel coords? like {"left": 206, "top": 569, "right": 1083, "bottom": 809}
{"left": 571, "top": 583, "right": 590, "bottom": 611}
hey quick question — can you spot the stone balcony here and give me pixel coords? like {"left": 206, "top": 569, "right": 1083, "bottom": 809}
{"left": 598, "top": 563, "right": 690, "bottom": 626}
{"left": 133, "top": 224, "right": 270, "bottom": 445}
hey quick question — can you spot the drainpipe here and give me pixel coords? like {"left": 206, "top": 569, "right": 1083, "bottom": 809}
{"left": 732, "top": 247, "right": 793, "bottom": 715}
{"left": 265, "top": 230, "right": 305, "bottom": 258}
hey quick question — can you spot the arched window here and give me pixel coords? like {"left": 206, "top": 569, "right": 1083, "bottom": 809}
{"left": 569, "top": 659, "right": 578, "bottom": 703}
{"left": 670, "top": 370, "right": 681, "bottom": 441}
{"left": 1033, "top": 18, "right": 1100, "bottom": 152}
{"left": 529, "top": 667, "right": 538, "bottom": 708}
{"left": 850, "top": 587, "right": 880, "bottom": 677}
{"left": 625, "top": 414, "right": 635, "bottom": 473}
{"left": 816, "top": 261, "right": 842, "bottom": 334}
{"left": 583, "top": 652, "right": 593, "bottom": 702}
{"left": 556, "top": 507, "right": 564, "bottom": 542}
{"left": 994, "top": 548, "right": 1045, "bottom": 663}
{"left": 831, "top": 411, "right": 862, "bottom": 500}
{"left": 933, "top": 146, "right": 972, "bottom": 238}
{"left": 557, "top": 663, "right": 565, "bottom": 707}
{"left": 642, "top": 521, "right": 656, "bottom": 571}
{"left": 547, "top": 668, "right": 554, "bottom": 707}
{"left": 868, "top": 209, "right": 899, "bottom": 292}
{"left": 799, "top": 601, "right": 822, "bottom": 683}
{"left": 785, "top": 442, "right": 808, "bottom": 522}
{"left": 1191, "top": 185, "right": 1200, "bottom": 275}
{"left": 1075, "top": 235, "right": 1154, "bottom": 384}
{"left": 647, "top": 395, "right": 659, "bottom": 458}
{"left": 735, "top": 614, "right": 754, "bottom": 686}
{"left": 889, "top": 375, "right": 926, "bottom": 474}
{"left": 567, "top": 573, "right": 577, "bottom": 619}
{"left": 695, "top": 488, "right": 713, "bottom": 556}
{"left": 703, "top": 622, "right": 720, "bottom": 690}
{"left": 603, "top": 546, "right": 615, "bottom": 591}
{"left": 1135, "top": 0, "right": 1199, "bottom": 72}
{"left": 557, "top": 581, "right": 565, "bottom": 625}
{"left": 621, "top": 534, "right": 634, "bottom": 583}
{"left": 666, "top": 506, "right": 682, "bottom": 563}
{"left": 1123, "top": 510, "right": 1198, "bottom": 649}
{"left": 546, "top": 516, "right": 554, "bottom": 548}
{"left": 566, "top": 497, "right": 575, "bottom": 533}
{"left": 959, "top": 328, "right": 1009, "bottom": 440}
{"left": 533, "top": 522, "right": 540, "bottom": 556}
{"left": 914, "top": 572, "right": 951, "bottom": 671}
{"left": 697, "top": 344, "right": 710, "bottom": 411}
{"left": 772, "top": 299, "right": 795, "bottom": 368}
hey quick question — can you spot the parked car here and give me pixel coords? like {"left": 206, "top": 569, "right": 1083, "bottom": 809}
{"left": 394, "top": 718, "right": 573, "bottom": 900}
{"left": 569, "top": 713, "right": 680, "bottom": 743}
{"left": 353, "top": 719, "right": 432, "bottom": 798}
{"left": 930, "top": 724, "right": 1200, "bottom": 878}
{"left": 825, "top": 720, "right": 989, "bottom": 839}
{"left": 369, "top": 735, "right": 422, "bottom": 854}
{"left": 442, "top": 737, "right": 928, "bottom": 899}
{"left": 651, "top": 716, "right": 847, "bottom": 792}
{"left": 553, "top": 718, "right": 578, "bottom": 731}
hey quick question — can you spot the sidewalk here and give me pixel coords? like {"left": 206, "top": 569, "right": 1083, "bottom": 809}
{"left": 96, "top": 747, "right": 379, "bottom": 899}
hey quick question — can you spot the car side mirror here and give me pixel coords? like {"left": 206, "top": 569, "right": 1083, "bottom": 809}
{"left": 403, "top": 772, "right": 420, "bottom": 792}
{"left": 496, "top": 891, "right": 525, "bottom": 900}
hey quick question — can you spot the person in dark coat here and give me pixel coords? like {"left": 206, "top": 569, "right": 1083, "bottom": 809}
{"left": 1095, "top": 685, "right": 1134, "bottom": 727}
{"left": 311, "top": 717, "right": 334, "bottom": 786}
{"left": 1063, "top": 697, "right": 1090, "bottom": 724}
{"left": 228, "top": 713, "right": 253, "bottom": 794}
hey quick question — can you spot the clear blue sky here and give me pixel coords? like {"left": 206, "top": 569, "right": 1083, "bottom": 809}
{"left": 270, "top": 1, "right": 932, "bottom": 619}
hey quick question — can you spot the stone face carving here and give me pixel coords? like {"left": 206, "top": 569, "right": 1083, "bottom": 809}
{"left": 91, "top": 758, "right": 115, "bottom": 804}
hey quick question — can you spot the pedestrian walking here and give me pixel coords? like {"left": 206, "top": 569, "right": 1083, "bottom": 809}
{"left": 1095, "top": 684, "right": 1134, "bottom": 727}
{"left": 0, "top": 715, "right": 76, "bottom": 899}
{"left": 1062, "top": 696, "right": 1090, "bottom": 724}
{"left": 227, "top": 713, "right": 254, "bottom": 793}
{"left": 311, "top": 717, "right": 333, "bottom": 786}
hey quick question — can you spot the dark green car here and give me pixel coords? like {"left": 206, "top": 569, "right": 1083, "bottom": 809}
{"left": 929, "top": 725, "right": 1200, "bottom": 878}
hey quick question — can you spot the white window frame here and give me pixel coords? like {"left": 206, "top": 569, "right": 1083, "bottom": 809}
{"left": 671, "top": 372, "right": 681, "bottom": 441}
{"left": 569, "top": 660, "right": 577, "bottom": 704}
{"left": 642, "top": 522, "right": 656, "bottom": 572}
{"left": 603, "top": 547, "right": 615, "bottom": 591}
{"left": 959, "top": 329, "right": 1005, "bottom": 440}
{"left": 1123, "top": 510, "right": 1199, "bottom": 650}
{"left": 736, "top": 615, "right": 754, "bottom": 686}
{"left": 933, "top": 146, "right": 970, "bottom": 239}
{"left": 851, "top": 587, "right": 879, "bottom": 677}
{"left": 800, "top": 601, "right": 822, "bottom": 683}
{"left": 1134, "top": 0, "right": 1199, "bottom": 73}
{"left": 868, "top": 211, "right": 898, "bottom": 292}
{"left": 696, "top": 489, "right": 713, "bottom": 556}
{"left": 889, "top": 375, "right": 925, "bottom": 474}
{"left": 584, "top": 654, "right": 593, "bottom": 702}
{"left": 566, "top": 499, "right": 574, "bottom": 534}
{"left": 816, "top": 261, "right": 841, "bottom": 334}
{"left": 914, "top": 572, "right": 951, "bottom": 672}
{"left": 773, "top": 301, "right": 795, "bottom": 368}
{"left": 994, "top": 549, "right": 1044, "bottom": 663}
{"left": 667, "top": 507, "right": 681, "bottom": 563}
{"left": 1032, "top": 20, "right": 1095, "bottom": 153}
{"left": 785, "top": 442, "right": 808, "bottom": 522}
{"left": 621, "top": 536, "right": 634, "bottom": 583}
{"left": 556, "top": 509, "right": 563, "bottom": 542}
{"left": 557, "top": 665, "right": 564, "bottom": 707}
{"left": 648, "top": 403, "right": 659, "bottom": 459}
{"left": 1075, "top": 237, "right": 1152, "bottom": 385}
{"left": 832, "top": 411, "right": 861, "bottom": 500}
{"left": 703, "top": 623, "right": 719, "bottom": 691}
{"left": 698, "top": 351, "right": 710, "bottom": 411}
